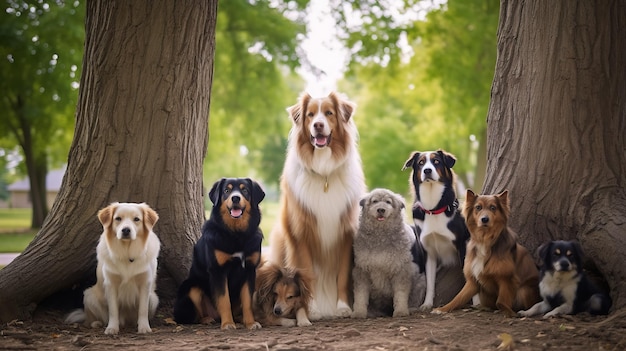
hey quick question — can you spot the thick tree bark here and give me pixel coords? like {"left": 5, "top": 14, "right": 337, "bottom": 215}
{"left": 484, "top": 0, "right": 626, "bottom": 309}
{"left": 0, "top": 0, "right": 218, "bottom": 323}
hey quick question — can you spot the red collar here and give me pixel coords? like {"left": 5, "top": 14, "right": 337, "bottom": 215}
{"left": 419, "top": 205, "right": 449, "bottom": 215}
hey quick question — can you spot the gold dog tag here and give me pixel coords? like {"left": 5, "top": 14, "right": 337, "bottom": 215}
{"left": 324, "top": 177, "right": 329, "bottom": 192}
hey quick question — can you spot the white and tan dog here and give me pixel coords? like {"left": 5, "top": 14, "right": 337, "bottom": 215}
{"left": 270, "top": 91, "right": 366, "bottom": 320}
{"left": 65, "top": 202, "right": 161, "bottom": 334}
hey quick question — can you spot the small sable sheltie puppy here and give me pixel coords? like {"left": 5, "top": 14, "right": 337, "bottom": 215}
{"left": 402, "top": 149, "right": 470, "bottom": 309}
{"left": 434, "top": 190, "right": 540, "bottom": 316}
{"left": 173, "top": 178, "right": 265, "bottom": 330}
{"left": 519, "top": 240, "right": 612, "bottom": 318}
{"left": 65, "top": 202, "right": 161, "bottom": 334}
{"left": 253, "top": 261, "right": 313, "bottom": 327}
{"left": 270, "top": 91, "right": 366, "bottom": 320}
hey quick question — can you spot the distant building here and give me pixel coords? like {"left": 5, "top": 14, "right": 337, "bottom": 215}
{"left": 7, "top": 168, "right": 65, "bottom": 208}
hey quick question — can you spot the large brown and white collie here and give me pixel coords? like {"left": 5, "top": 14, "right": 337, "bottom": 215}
{"left": 270, "top": 91, "right": 366, "bottom": 320}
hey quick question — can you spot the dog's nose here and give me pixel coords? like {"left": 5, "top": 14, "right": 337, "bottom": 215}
{"left": 424, "top": 168, "right": 432, "bottom": 174}
{"left": 377, "top": 208, "right": 386, "bottom": 215}
{"left": 559, "top": 260, "right": 570, "bottom": 271}
{"left": 481, "top": 216, "right": 489, "bottom": 224}
{"left": 232, "top": 195, "right": 240, "bottom": 204}
{"left": 314, "top": 121, "right": 324, "bottom": 131}
{"left": 121, "top": 227, "right": 131, "bottom": 238}
{"left": 273, "top": 307, "right": 282, "bottom": 315}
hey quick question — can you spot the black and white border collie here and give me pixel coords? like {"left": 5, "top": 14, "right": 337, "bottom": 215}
{"left": 402, "top": 149, "right": 470, "bottom": 309}
{"left": 519, "top": 240, "right": 612, "bottom": 318}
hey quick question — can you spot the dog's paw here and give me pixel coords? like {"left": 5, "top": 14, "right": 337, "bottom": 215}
{"left": 308, "top": 302, "right": 323, "bottom": 321}
{"left": 137, "top": 325, "right": 152, "bottom": 334}
{"left": 297, "top": 318, "right": 312, "bottom": 327}
{"left": 518, "top": 310, "right": 531, "bottom": 317}
{"left": 246, "top": 322, "right": 262, "bottom": 330}
{"left": 351, "top": 307, "right": 367, "bottom": 319}
{"left": 543, "top": 311, "right": 560, "bottom": 319}
{"left": 336, "top": 300, "right": 352, "bottom": 318}
{"left": 90, "top": 321, "right": 103, "bottom": 329}
{"left": 220, "top": 322, "right": 237, "bottom": 330}
{"left": 281, "top": 318, "right": 297, "bottom": 327}
{"left": 431, "top": 308, "right": 446, "bottom": 315}
{"left": 419, "top": 303, "right": 433, "bottom": 311}
{"left": 392, "top": 309, "right": 410, "bottom": 318}
{"left": 104, "top": 326, "right": 119, "bottom": 335}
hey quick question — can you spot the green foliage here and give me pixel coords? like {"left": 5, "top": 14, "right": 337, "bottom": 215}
{"left": 0, "top": 1, "right": 84, "bottom": 172}
{"left": 204, "top": 0, "right": 307, "bottom": 187}
{"left": 337, "top": 0, "right": 499, "bottom": 189}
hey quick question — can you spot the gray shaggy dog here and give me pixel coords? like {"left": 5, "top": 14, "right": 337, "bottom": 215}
{"left": 352, "top": 188, "right": 426, "bottom": 318}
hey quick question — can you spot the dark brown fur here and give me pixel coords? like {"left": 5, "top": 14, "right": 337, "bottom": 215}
{"left": 254, "top": 262, "right": 313, "bottom": 327}
{"left": 434, "top": 190, "right": 540, "bottom": 317}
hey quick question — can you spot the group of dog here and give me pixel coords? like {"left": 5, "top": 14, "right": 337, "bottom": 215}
{"left": 65, "top": 92, "right": 612, "bottom": 334}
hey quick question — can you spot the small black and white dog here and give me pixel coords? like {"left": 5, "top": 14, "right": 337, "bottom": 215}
{"left": 519, "top": 240, "right": 612, "bottom": 318}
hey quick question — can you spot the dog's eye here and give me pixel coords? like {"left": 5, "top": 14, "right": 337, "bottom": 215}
{"left": 475, "top": 205, "right": 482, "bottom": 211}
{"left": 385, "top": 200, "right": 392, "bottom": 204}
{"left": 241, "top": 188, "right": 249, "bottom": 196}
{"left": 114, "top": 217, "right": 121, "bottom": 221}
{"left": 134, "top": 217, "right": 140, "bottom": 222}
{"left": 224, "top": 188, "right": 230, "bottom": 194}
{"left": 287, "top": 295, "right": 294, "bottom": 300}
{"left": 372, "top": 200, "right": 379, "bottom": 204}
{"left": 307, "top": 112, "right": 314, "bottom": 117}
{"left": 325, "top": 110, "right": 333, "bottom": 116}
{"left": 489, "top": 205, "right": 497, "bottom": 211}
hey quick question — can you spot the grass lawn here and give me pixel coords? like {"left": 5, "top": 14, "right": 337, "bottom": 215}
{"left": 0, "top": 209, "right": 36, "bottom": 253}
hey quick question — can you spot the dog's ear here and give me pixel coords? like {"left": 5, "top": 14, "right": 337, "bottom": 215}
{"left": 287, "top": 92, "right": 311, "bottom": 123}
{"left": 255, "top": 264, "right": 283, "bottom": 304}
{"left": 570, "top": 240, "right": 584, "bottom": 260}
{"left": 359, "top": 194, "right": 367, "bottom": 207}
{"left": 437, "top": 149, "right": 456, "bottom": 168}
{"left": 497, "top": 190, "right": 510, "bottom": 218}
{"left": 247, "top": 178, "right": 265, "bottom": 204}
{"left": 293, "top": 268, "right": 313, "bottom": 301}
{"left": 394, "top": 192, "right": 406, "bottom": 209}
{"left": 209, "top": 178, "right": 226, "bottom": 206}
{"left": 536, "top": 241, "right": 551, "bottom": 266}
{"left": 141, "top": 203, "right": 159, "bottom": 232}
{"left": 463, "top": 189, "right": 477, "bottom": 219}
{"left": 329, "top": 91, "right": 356, "bottom": 122}
{"left": 97, "top": 202, "right": 118, "bottom": 228}
{"left": 402, "top": 151, "right": 421, "bottom": 171}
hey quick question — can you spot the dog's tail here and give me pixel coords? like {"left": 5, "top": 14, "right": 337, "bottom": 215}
{"left": 64, "top": 309, "right": 86, "bottom": 324}
{"left": 588, "top": 293, "right": 612, "bottom": 315}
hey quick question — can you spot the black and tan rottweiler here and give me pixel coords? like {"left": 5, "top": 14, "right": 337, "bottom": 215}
{"left": 174, "top": 178, "right": 265, "bottom": 329}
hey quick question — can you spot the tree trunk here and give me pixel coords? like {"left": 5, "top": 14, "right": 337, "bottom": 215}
{"left": 484, "top": 0, "right": 626, "bottom": 309}
{"left": 0, "top": 0, "right": 218, "bottom": 323}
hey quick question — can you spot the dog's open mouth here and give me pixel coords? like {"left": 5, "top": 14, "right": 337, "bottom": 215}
{"left": 311, "top": 133, "right": 331, "bottom": 148}
{"left": 376, "top": 215, "right": 386, "bottom": 221}
{"left": 228, "top": 206, "right": 244, "bottom": 218}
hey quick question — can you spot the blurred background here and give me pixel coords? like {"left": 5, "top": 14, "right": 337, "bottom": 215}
{"left": 0, "top": 0, "right": 498, "bottom": 258}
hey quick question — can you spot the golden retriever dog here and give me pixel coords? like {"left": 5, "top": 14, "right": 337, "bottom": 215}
{"left": 270, "top": 91, "right": 366, "bottom": 320}
{"left": 254, "top": 261, "right": 313, "bottom": 327}
{"left": 434, "top": 190, "right": 540, "bottom": 317}
{"left": 65, "top": 202, "right": 161, "bottom": 334}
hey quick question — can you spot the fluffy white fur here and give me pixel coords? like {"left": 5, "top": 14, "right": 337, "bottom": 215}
{"left": 65, "top": 202, "right": 161, "bottom": 334}
{"left": 352, "top": 189, "right": 426, "bottom": 318}
{"left": 271, "top": 91, "right": 365, "bottom": 320}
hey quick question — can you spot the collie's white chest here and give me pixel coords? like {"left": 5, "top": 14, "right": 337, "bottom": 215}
{"left": 470, "top": 244, "right": 488, "bottom": 279}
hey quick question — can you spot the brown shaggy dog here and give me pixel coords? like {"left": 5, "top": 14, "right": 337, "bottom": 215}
{"left": 434, "top": 190, "right": 540, "bottom": 317}
{"left": 254, "top": 262, "right": 313, "bottom": 327}
{"left": 270, "top": 92, "right": 365, "bottom": 320}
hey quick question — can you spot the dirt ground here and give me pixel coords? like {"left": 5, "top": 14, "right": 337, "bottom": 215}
{"left": 1, "top": 303, "right": 624, "bottom": 351}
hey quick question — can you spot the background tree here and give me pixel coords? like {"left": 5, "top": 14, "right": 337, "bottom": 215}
{"left": 204, "top": 0, "right": 306, "bottom": 189}
{"left": 0, "top": 0, "right": 217, "bottom": 323}
{"left": 483, "top": 0, "right": 625, "bottom": 309}
{"left": 0, "top": 0, "right": 84, "bottom": 227}
{"left": 338, "top": 0, "right": 498, "bottom": 192}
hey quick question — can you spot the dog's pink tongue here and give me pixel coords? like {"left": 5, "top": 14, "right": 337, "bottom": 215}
{"left": 377, "top": 217, "right": 385, "bottom": 221}
{"left": 315, "top": 136, "right": 327, "bottom": 146}
{"left": 230, "top": 208, "right": 243, "bottom": 218}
